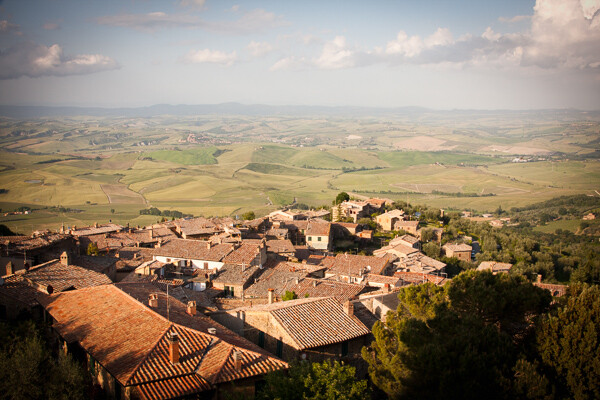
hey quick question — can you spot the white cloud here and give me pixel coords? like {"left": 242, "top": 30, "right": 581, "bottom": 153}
{"left": 499, "top": 15, "right": 532, "bottom": 23}
{"left": 246, "top": 41, "right": 273, "bottom": 58}
{"left": 184, "top": 49, "right": 237, "bottom": 66}
{"left": 314, "top": 36, "right": 356, "bottom": 69}
{"left": 270, "top": 56, "right": 307, "bottom": 71}
{"left": 0, "top": 42, "right": 119, "bottom": 80}
{"left": 0, "top": 19, "right": 21, "bottom": 35}
{"left": 97, "top": 9, "right": 287, "bottom": 34}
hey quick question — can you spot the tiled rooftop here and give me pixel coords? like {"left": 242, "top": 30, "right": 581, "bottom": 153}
{"left": 266, "top": 239, "right": 295, "bottom": 254}
{"left": 153, "top": 239, "right": 234, "bottom": 261}
{"left": 327, "top": 253, "right": 392, "bottom": 277}
{"left": 39, "top": 284, "right": 287, "bottom": 394}
{"left": 305, "top": 221, "right": 331, "bottom": 237}
{"left": 212, "top": 263, "right": 261, "bottom": 286}
{"left": 286, "top": 278, "right": 365, "bottom": 303}
{"left": 234, "top": 297, "right": 370, "bottom": 350}
{"left": 221, "top": 242, "right": 261, "bottom": 265}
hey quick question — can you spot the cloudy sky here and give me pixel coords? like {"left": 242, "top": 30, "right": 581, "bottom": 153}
{"left": 0, "top": 0, "right": 599, "bottom": 110}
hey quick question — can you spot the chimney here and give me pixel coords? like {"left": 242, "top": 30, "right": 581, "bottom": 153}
{"left": 313, "top": 280, "right": 317, "bottom": 287}
{"left": 60, "top": 251, "right": 70, "bottom": 266}
{"left": 206, "top": 241, "right": 212, "bottom": 249}
{"left": 384, "top": 283, "right": 391, "bottom": 293}
{"left": 343, "top": 300, "right": 354, "bottom": 317}
{"left": 149, "top": 229, "right": 154, "bottom": 240}
{"left": 536, "top": 274, "right": 542, "bottom": 283}
{"left": 268, "top": 288, "right": 274, "bottom": 304}
{"left": 156, "top": 239, "right": 163, "bottom": 248}
{"left": 94, "top": 222, "right": 98, "bottom": 228}
{"left": 148, "top": 293, "right": 158, "bottom": 308}
{"left": 168, "top": 332, "right": 180, "bottom": 364}
{"left": 5, "top": 261, "right": 13, "bottom": 275}
{"left": 294, "top": 277, "right": 299, "bottom": 285}
{"left": 208, "top": 327, "right": 217, "bottom": 335}
{"left": 187, "top": 301, "right": 197, "bottom": 316}
{"left": 233, "top": 351, "right": 242, "bottom": 371}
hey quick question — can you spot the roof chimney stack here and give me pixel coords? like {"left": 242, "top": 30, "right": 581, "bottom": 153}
{"left": 268, "top": 288, "right": 274, "bottom": 304}
{"left": 60, "top": 251, "right": 70, "bottom": 266}
{"left": 233, "top": 351, "right": 242, "bottom": 371}
{"left": 536, "top": 274, "right": 542, "bottom": 283}
{"left": 148, "top": 293, "right": 158, "bottom": 308}
{"left": 343, "top": 300, "right": 354, "bottom": 317}
{"left": 168, "top": 332, "right": 180, "bottom": 364}
{"left": 187, "top": 301, "right": 197, "bottom": 316}
{"left": 5, "top": 261, "right": 13, "bottom": 275}
{"left": 384, "top": 283, "right": 391, "bottom": 293}
{"left": 149, "top": 229, "right": 154, "bottom": 240}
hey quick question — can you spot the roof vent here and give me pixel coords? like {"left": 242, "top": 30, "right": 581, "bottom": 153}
{"left": 148, "top": 293, "right": 158, "bottom": 308}
{"left": 208, "top": 327, "right": 217, "bottom": 335}
{"left": 233, "top": 351, "right": 242, "bottom": 371}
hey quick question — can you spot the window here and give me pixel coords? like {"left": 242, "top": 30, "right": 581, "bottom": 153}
{"left": 0, "top": 305, "right": 6, "bottom": 320}
{"left": 258, "top": 331, "right": 265, "bottom": 348}
{"left": 317, "top": 237, "right": 322, "bottom": 242}
{"left": 307, "top": 236, "right": 311, "bottom": 241}
{"left": 341, "top": 341, "right": 349, "bottom": 357}
{"left": 276, "top": 339, "right": 283, "bottom": 358}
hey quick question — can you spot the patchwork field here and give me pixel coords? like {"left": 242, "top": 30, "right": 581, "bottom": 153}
{"left": 1, "top": 110, "right": 599, "bottom": 233}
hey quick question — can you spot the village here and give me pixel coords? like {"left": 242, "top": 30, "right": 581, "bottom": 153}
{"left": 0, "top": 194, "right": 571, "bottom": 400}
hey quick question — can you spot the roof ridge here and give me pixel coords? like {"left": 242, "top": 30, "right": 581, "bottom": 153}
{"left": 207, "top": 342, "right": 234, "bottom": 385}
{"left": 126, "top": 322, "right": 174, "bottom": 386}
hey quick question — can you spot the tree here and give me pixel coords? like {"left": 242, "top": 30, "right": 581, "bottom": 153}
{"left": 535, "top": 284, "right": 600, "bottom": 399}
{"left": 363, "top": 270, "right": 553, "bottom": 399}
{"left": 86, "top": 242, "right": 99, "bottom": 256}
{"left": 422, "top": 242, "right": 440, "bottom": 258}
{"left": 241, "top": 211, "right": 255, "bottom": 220}
{"left": 282, "top": 291, "right": 298, "bottom": 301}
{"left": 334, "top": 192, "right": 350, "bottom": 205}
{"left": 258, "top": 361, "right": 369, "bottom": 400}
{"left": 110, "top": 208, "right": 115, "bottom": 214}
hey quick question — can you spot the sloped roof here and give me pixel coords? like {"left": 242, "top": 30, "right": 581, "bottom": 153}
{"left": 443, "top": 243, "right": 472, "bottom": 252}
{"left": 266, "top": 239, "right": 295, "bottom": 254}
{"left": 305, "top": 221, "right": 331, "bottom": 237}
{"left": 235, "top": 297, "right": 370, "bottom": 350}
{"left": 221, "top": 243, "right": 261, "bottom": 265}
{"left": 327, "top": 253, "right": 393, "bottom": 276}
{"left": 286, "top": 278, "right": 365, "bottom": 303}
{"left": 153, "top": 239, "right": 233, "bottom": 261}
{"left": 212, "top": 264, "right": 261, "bottom": 286}
{"left": 39, "top": 284, "right": 287, "bottom": 395}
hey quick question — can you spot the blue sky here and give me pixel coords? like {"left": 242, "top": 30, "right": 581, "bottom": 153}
{"left": 0, "top": 0, "right": 599, "bottom": 110}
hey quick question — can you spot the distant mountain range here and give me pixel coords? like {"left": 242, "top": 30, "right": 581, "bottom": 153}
{"left": 0, "top": 103, "right": 598, "bottom": 119}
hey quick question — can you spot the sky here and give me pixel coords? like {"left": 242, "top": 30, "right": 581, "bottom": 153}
{"left": 0, "top": 0, "right": 599, "bottom": 110}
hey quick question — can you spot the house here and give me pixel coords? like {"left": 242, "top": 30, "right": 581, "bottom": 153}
{"left": 477, "top": 261, "right": 513, "bottom": 274}
{"left": 394, "top": 220, "right": 419, "bottom": 235}
{"left": 69, "top": 223, "right": 123, "bottom": 237}
{"left": 152, "top": 239, "right": 235, "bottom": 272}
{"left": 39, "top": 284, "right": 288, "bottom": 399}
{"left": 393, "top": 271, "right": 448, "bottom": 286}
{"left": 305, "top": 221, "right": 332, "bottom": 252}
{"left": 583, "top": 212, "right": 596, "bottom": 220}
{"left": 373, "top": 242, "right": 419, "bottom": 259}
{"left": 268, "top": 210, "right": 303, "bottom": 222}
{"left": 376, "top": 209, "right": 405, "bottom": 231}
{"left": 0, "top": 232, "right": 76, "bottom": 268}
{"left": 391, "top": 234, "right": 420, "bottom": 249}
{"left": 221, "top": 241, "right": 267, "bottom": 268}
{"left": 134, "top": 260, "right": 174, "bottom": 277}
{"left": 284, "top": 277, "right": 367, "bottom": 303}
{"left": 332, "top": 200, "right": 371, "bottom": 223}
{"left": 442, "top": 243, "right": 473, "bottom": 262}
{"left": 211, "top": 263, "right": 263, "bottom": 298}
{"left": 395, "top": 253, "right": 447, "bottom": 275}
{"left": 211, "top": 297, "right": 370, "bottom": 363}
{"left": 0, "top": 254, "right": 112, "bottom": 319}
{"left": 243, "top": 262, "right": 308, "bottom": 300}
{"left": 325, "top": 254, "right": 395, "bottom": 284}
{"left": 332, "top": 222, "right": 360, "bottom": 236}
{"left": 265, "top": 239, "right": 296, "bottom": 261}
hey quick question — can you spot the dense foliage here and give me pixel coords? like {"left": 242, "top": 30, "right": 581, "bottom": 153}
{"left": 0, "top": 320, "right": 88, "bottom": 400}
{"left": 258, "top": 360, "right": 369, "bottom": 400}
{"left": 363, "top": 271, "right": 600, "bottom": 399}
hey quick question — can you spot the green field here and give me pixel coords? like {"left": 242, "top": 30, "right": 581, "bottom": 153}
{"left": 1, "top": 112, "right": 599, "bottom": 233}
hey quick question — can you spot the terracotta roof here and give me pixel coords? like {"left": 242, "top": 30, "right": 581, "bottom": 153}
{"left": 286, "top": 278, "right": 365, "bottom": 303}
{"left": 374, "top": 243, "right": 419, "bottom": 258}
{"left": 305, "top": 221, "right": 331, "bottom": 237}
{"left": 285, "top": 220, "right": 308, "bottom": 231}
{"left": 273, "top": 261, "right": 327, "bottom": 275}
{"left": 234, "top": 297, "right": 370, "bottom": 350}
{"left": 221, "top": 243, "right": 261, "bottom": 265}
{"left": 477, "top": 261, "right": 513, "bottom": 273}
{"left": 40, "top": 284, "right": 287, "bottom": 394}
{"left": 395, "top": 220, "right": 418, "bottom": 227}
{"left": 266, "top": 239, "right": 295, "bottom": 254}
{"left": 364, "top": 274, "right": 402, "bottom": 286}
{"left": 153, "top": 239, "right": 233, "bottom": 261}
{"left": 244, "top": 265, "right": 307, "bottom": 298}
{"left": 212, "top": 264, "right": 261, "bottom": 286}
{"left": 70, "top": 223, "right": 123, "bottom": 237}
{"left": 0, "top": 274, "right": 39, "bottom": 306}
{"left": 443, "top": 243, "right": 472, "bottom": 252}
{"left": 327, "top": 254, "right": 393, "bottom": 277}
{"left": 394, "top": 271, "right": 448, "bottom": 286}
{"left": 0, "top": 233, "right": 72, "bottom": 252}
{"left": 397, "top": 234, "right": 419, "bottom": 245}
